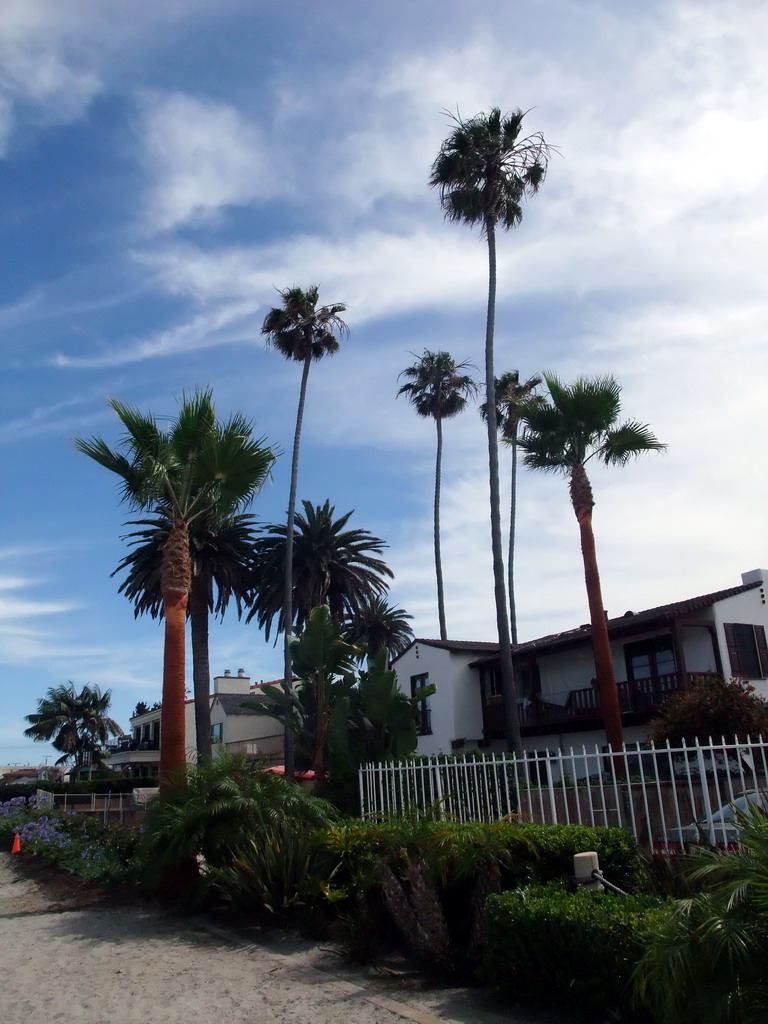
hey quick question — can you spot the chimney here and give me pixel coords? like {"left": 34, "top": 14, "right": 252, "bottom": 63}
{"left": 213, "top": 668, "right": 251, "bottom": 695}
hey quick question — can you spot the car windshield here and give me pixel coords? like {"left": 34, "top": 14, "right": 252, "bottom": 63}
{"left": 709, "top": 793, "right": 764, "bottom": 824}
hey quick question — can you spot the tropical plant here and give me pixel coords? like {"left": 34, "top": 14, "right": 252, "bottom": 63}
{"left": 140, "top": 749, "right": 340, "bottom": 901}
{"left": 262, "top": 285, "right": 348, "bottom": 778}
{"left": 247, "top": 605, "right": 360, "bottom": 777}
{"left": 517, "top": 373, "right": 665, "bottom": 750}
{"left": 349, "top": 648, "right": 434, "bottom": 762}
{"left": 75, "top": 390, "right": 274, "bottom": 781}
{"left": 649, "top": 675, "right": 768, "bottom": 745}
{"left": 430, "top": 107, "right": 551, "bottom": 754}
{"left": 479, "top": 370, "right": 541, "bottom": 642}
{"left": 632, "top": 805, "right": 768, "bottom": 1023}
{"left": 246, "top": 499, "right": 393, "bottom": 640}
{"left": 112, "top": 508, "right": 268, "bottom": 762}
{"left": 344, "top": 594, "right": 414, "bottom": 660}
{"left": 24, "top": 683, "right": 122, "bottom": 769}
{"left": 397, "top": 350, "right": 477, "bottom": 640}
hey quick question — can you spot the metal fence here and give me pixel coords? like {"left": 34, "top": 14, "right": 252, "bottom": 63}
{"left": 35, "top": 790, "right": 142, "bottom": 824}
{"left": 358, "top": 737, "right": 768, "bottom": 852}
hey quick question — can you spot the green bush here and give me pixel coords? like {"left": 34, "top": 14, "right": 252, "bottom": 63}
{"left": 319, "top": 819, "right": 642, "bottom": 893}
{"left": 480, "top": 883, "right": 664, "bottom": 1015}
{"left": 139, "top": 752, "right": 343, "bottom": 908}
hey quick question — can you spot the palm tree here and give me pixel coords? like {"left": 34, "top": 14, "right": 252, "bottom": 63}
{"left": 262, "top": 285, "right": 348, "bottom": 779}
{"left": 345, "top": 594, "right": 414, "bottom": 660}
{"left": 112, "top": 509, "right": 267, "bottom": 762}
{"left": 24, "top": 683, "right": 122, "bottom": 769}
{"left": 246, "top": 499, "right": 393, "bottom": 640}
{"left": 430, "top": 108, "right": 551, "bottom": 754}
{"left": 516, "top": 373, "right": 665, "bottom": 750}
{"left": 398, "top": 350, "right": 477, "bottom": 640}
{"left": 480, "top": 371, "right": 541, "bottom": 643}
{"left": 75, "top": 390, "right": 274, "bottom": 782}
{"left": 632, "top": 805, "right": 768, "bottom": 1022}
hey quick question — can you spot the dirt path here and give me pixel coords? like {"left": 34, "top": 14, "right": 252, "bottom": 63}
{"left": 0, "top": 853, "right": 572, "bottom": 1024}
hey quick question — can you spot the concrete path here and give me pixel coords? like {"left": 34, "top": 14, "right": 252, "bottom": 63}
{"left": 0, "top": 853, "right": 572, "bottom": 1024}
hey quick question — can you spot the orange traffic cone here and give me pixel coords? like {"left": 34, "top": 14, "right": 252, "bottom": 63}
{"left": 11, "top": 832, "right": 21, "bottom": 855}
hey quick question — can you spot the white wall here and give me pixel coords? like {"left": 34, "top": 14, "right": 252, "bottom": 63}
{"left": 392, "top": 643, "right": 486, "bottom": 756}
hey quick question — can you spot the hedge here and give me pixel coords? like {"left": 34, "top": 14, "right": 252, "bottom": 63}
{"left": 319, "top": 819, "right": 643, "bottom": 893}
{"left": 480, "top": 883, "right": 665, "bottom": 1015}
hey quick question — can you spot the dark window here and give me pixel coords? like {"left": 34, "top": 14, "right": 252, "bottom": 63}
{"left": 211, "top": 723, "right": 223, "bottom": 744}
{"left": 487, "top": 665, "right": 502, "bottom": 698}
{"left": 410, "top": 673, "right": 432, "bottom": 735}
{"left": 724, "top": 623, "right": 768, "bottom": 679}
{"left": 624, "top": 636, "right": 677, "bottom": 682}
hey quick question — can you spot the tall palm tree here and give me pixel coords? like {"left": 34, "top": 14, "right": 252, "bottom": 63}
{"left": 112, "top": 509, "right": 267, "bottom": 762}
{"left": 262, "top": 285, "right": 348, "bottom": 779}
{"left": 246, "top": 499, "right": 393, "bottom": 639}
{"left": 516, "top": 372, "right": 665, "bottom": 750}
{"left": 480, "top": 370, "right": 542, "bottom": 643}
{"left": 24, "top": 683, "right": 122, "bottom": 769}
{"left": 75, "top": 390, "right": 274, "bottom": 782}
{"left": 430, "top": 108, "right": 551, "bottom": 754}
{"left": 398, "top": 350, "right": 477, "bottom": 640}
{"left": 345, "top": 594, "right": 414, "bottom": 660}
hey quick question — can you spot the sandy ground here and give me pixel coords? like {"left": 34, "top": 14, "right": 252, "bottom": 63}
{"left": 0, "top": 853, "right": 574, "bottom": 1024}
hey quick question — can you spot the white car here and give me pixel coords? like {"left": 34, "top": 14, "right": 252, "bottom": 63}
{"left": 654, "top": 790, "right": 768, "bottom": 854}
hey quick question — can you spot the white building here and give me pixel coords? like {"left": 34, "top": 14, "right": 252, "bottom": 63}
{"left": 392, "top": 569, "right": 768, "bottom": 756}
{"left": 106, "top": 669, "right": 283, "bottom": 778}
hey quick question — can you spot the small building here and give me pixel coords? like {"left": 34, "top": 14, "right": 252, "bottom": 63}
{"left": 392, "top": 569, "right": 768, "bottom": 756}
{"left": 105, "top": 669, "right": 284, "bottom": 778}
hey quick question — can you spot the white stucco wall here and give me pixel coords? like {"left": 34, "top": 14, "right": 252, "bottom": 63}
{"left": 710, "top": 577, "right": 768, "bottom": 684}
{"left": 392, "top": 642, "right": 486, "bottom": 756}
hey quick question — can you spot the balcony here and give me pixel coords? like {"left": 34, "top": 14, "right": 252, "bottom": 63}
{"left": 484, "top": 672, "right": 719, "bottom": 737}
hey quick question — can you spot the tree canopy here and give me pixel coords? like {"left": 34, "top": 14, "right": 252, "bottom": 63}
{"left": 24, "top": 683, "right": 122, "bottom": 768}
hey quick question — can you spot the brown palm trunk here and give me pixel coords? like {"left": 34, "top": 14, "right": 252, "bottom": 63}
{"left": 159, "top": 518, "right": 191, "bottom": 786}
{"left": 282, "top": 344, "right": 313, "bottom": 781}
{"left": 434, "top": 415, "right": 447, "bottom": 640}
{"left": 570, "top": 464, "right": 624, "bottom": 751}
{"left": 189, "top": 573, "right": 213, "bottom": 763}
{"left": 484, "top": 220, "right": 523, "bottom": 755}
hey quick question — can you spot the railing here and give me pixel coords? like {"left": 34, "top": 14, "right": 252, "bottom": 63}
{"left": 34, "top": 790, "right": 139, "bottom": 823}
{"left": 484, "top": 672, "right": 720, "bottom": 733}
{"left": 358, "top": 736, "right": 768, "bottom": 853}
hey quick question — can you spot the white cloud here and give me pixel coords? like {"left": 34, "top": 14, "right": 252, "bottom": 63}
{"left": 0, "top": 0, "right": 102, "bottom": 154}
{"left": 138, "top": 92, "right": 278, "bottom": 233}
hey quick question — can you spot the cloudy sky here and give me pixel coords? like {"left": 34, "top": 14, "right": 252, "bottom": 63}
{"left": 1, "top": 0, "right": 766, "bottom": 765}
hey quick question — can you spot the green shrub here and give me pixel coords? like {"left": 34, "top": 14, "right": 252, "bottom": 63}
{"left": 480, "top": 883, "right": 664, "bottom": 1015}
{"left": 514, "top": 823, "right": 643, "bottom": 892}
{"left": 208, "top": 820, "right": 337, "bottom": 917}
{"left": 0, "top": 800, "right": 142, "bottom": 885}
{"left": 138, "top": 752, "right": 343, "bottom": 905}
{"left": 319, "top": 819, "right": 642, "bottom": 893}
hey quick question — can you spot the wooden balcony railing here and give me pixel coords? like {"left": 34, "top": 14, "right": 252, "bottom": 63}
{"left": 485, "top": 672, "right": 719, "bottom": 734}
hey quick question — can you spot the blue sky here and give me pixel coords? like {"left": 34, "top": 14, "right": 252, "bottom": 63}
{"left": 2, "top": 0, "right": 766, "bottom": 765}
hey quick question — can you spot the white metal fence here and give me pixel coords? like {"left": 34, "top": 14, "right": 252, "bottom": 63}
{"left": 358, "top": 738, "right": 768, "bottom": 852}
{"left": 35, "top": 790, "right": 139, "bottom": 823}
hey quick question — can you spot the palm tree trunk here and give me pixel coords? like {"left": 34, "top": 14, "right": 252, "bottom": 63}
{"left": 189, "top": 574, "right": 213, "bottom": 763}
{"left": 282, "top": 346, "right": 313, "bottom": 780}
{"left": 570, "top": 463, "right": 624, "bottom": 751}
{"left": 313, "top": 675, "right": 329, "bottom": 779}
{"left": 484, "top": 221, "right": 523, "bottom": 756}
{"left": 159, "top": 518, "right": 191, "bottom": 785}
{"left": 508, "top": 427, "right": 519, "bottom": 645}
{"left": 434, "top": 415, "right": 448, "bottom": 640}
